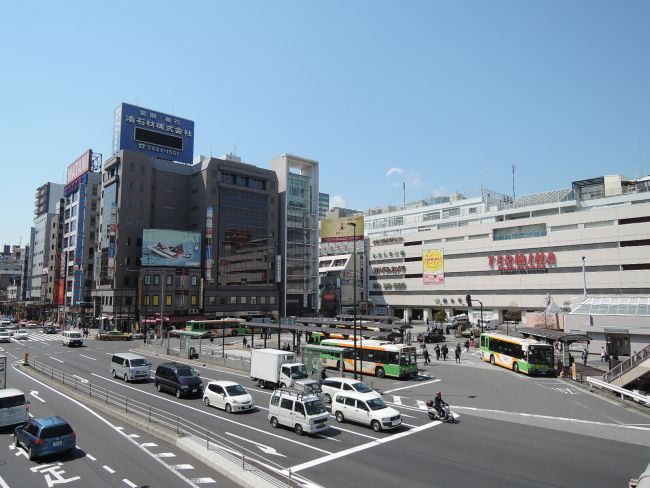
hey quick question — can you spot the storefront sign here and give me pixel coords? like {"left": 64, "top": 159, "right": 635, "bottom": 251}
{"left": 488, "top": 251, "right": 556, "bottom": 274}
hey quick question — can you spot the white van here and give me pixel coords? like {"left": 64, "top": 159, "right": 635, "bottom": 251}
{"left": 332, "top": 391, "right": 401, "bottom": 432}
{"left": 62, "top": 330, "right": 83, "bottom": 347}
{"left": 0, "top": 388, "right": 30, "bottom": 428}
{"left": 268, "top": 388, "right": 330, "bottom": 436}
{"left": 111, "top": 353, "right": 151, "bottom": 382}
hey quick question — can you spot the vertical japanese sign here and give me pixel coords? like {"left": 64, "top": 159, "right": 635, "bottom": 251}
{"left": 205, "top": 206, "right": 213, "bottom": 282}
{"left": 108, "top": 203, "right": 118, "bottom": 279}
{"left": 423, "top": 249, "right": 444, "bottom": 284}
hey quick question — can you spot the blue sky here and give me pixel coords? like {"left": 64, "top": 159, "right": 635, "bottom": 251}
{"left": 1, "top": 1, "right": 649, "bottom": 245}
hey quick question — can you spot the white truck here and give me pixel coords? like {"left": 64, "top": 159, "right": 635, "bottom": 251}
{"left": 250, "top": 349, "right": 321, "bottom": 396}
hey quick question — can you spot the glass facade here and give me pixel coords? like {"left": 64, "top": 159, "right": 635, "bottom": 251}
{"left": 98, "top": 183, "right": 117, "bottom": 285}
{"left": 218, "top": 188, "right": 273, "bottom": 287}
{"left": 286, "top": 173, "right": 316, "bottom": 295}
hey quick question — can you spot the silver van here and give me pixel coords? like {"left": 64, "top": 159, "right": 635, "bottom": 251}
{"left": 268, "top": 388, "right": 330, "bottom": 436}
{"left": 0, "top": 388, "right": 30, "bottom": 428}
{"left": 110, "top": 353, "right": 151, "bottom": 382}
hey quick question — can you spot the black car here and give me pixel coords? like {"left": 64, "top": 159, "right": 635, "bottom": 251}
{"left": 417, "top": 331, "right": 446, "bottom": 343}
{"left": 154, "top": 362, "right": 203, "bottom": 398}
{"left": 43, "top": 326, "right": 58, "bottom": 334}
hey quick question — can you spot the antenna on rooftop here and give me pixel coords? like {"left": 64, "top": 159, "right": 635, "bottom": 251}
{"left": 512, "top": 164, "right": 517, "bottom": 201}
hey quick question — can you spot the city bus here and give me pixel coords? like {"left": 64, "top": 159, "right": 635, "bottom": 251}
{"left": 479, "top": 333, "right": 555, "bottom": 376}
{"left": 320, "top": 338, "right": 418, "bottom": 379}
{"left": 185, "top": 318, "right": 248, "bottom": 337}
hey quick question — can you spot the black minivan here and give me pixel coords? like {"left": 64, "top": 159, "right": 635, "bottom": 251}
{"left": 154, "top": 362, "right": 203, "bottom": 398}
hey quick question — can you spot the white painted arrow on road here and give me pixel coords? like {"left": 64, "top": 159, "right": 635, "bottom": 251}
{"left": 224, "top": 432, "right": 286, "bottom": 457}
{"left": 30, "top": 390, "right": 46, "bottom": 403}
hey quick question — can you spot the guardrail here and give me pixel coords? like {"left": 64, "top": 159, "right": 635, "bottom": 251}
{"left": 586, "top": 376, "right": 649, "bottom": 406}
{"left": 603, "top": 344, "right": 650, "bottom": 383}
{"left": 24, "top": 356, "right": 298, "bottom": 487}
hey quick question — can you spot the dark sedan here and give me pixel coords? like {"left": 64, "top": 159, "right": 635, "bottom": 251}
{"left": 417, "top": 331, "right": 446, "bottom": 343}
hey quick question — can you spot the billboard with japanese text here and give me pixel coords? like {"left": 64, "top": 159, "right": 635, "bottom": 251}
{"left": 112, "top": 103, "right": 195, "bottom": 164}
{"left": 142, "top": 229, "right": 202, "bottom": 268}
{"left": 321, "top": 215, "right": 364, "bottom": 242}
{"left": 423, "top": 249, "right": 444, "bottom": 284}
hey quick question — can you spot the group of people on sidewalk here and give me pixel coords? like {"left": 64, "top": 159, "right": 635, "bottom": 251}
{"left": 420, "top": 339, "right": 473, "bottom": 365}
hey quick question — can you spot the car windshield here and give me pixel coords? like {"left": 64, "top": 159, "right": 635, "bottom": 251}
{"left": 17, "top": 329, "right": 27, "bottom": 333}
{"left": 130, "top": 359, "right": 149, "bottom": 367}
{"left": 352, "top": 382, "right": 373, "bottom": 393}
{"left": 290, "top": 365, "right": 308, "bottom": 379}
{"left": 177, "top": 368, "right": 198, "bottom": 377}
{"left": 303, "top": 383, "right": 322, "bottom": 394}
{"left": 366, "top": 398, "right": 388, "bottom": 411}
{"left": 225, "top": 385, "right": 247, "bottom": 396}
{"left": 304, "top": 400, "right": 327, "bottom": 415}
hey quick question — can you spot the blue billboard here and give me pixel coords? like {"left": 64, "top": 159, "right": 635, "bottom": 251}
{"left": 142, "top": 229, "right": 202, "bottom": 268}
{"left": 112, "top": 103, "right": 195, "bottom": 164}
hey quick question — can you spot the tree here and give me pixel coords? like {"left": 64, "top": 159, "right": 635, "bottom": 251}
{"left": 433, "top": 307, "right": 447, "bottom": 324}
{"left": 504, "top": 303, "right": 521, "bottom": 323}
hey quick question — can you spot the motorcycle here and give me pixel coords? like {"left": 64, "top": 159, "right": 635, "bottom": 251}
{"left": 426, "top": 400, "right": 459, "bottom": 423}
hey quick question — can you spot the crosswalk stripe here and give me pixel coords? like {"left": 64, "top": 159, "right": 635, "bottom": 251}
{"left": 416, "top": 400, "right": 428, "bottom": 410}
{"left": 393, "top": 396, "right": 402, "bottom": 405}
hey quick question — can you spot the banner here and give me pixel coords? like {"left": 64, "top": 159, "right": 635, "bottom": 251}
{"left": 321, "top": 215, "right": 364, "bottom": 242}
{"left": 423, "top": 249, "right": 444, "bottom": 284}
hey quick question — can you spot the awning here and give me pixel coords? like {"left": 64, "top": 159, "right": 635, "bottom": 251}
{"left": 518, "top": 327, "right": 590, "bottom": 344}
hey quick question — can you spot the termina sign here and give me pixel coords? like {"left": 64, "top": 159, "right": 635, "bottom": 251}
{"left": 112, "top": 103, "right": 194, "bottom": 164}
{"left": 64, "top": 149, "right": 92, "bottom": 196}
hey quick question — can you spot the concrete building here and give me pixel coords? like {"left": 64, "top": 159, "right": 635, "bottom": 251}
{"left": 364, "top": 174, "right": 650, "bottom": 325}
{"left": 94, "top": 150, "right": 280, "bottom": 329}
{"left": 318, "top": 192, "right": 329, "bottom": 220}
{"left": 271, "top": 154, "right": 320, "bottom": 317}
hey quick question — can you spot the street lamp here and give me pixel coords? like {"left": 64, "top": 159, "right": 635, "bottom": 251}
{"left": 347, "top": 222, "right": 358, "bottom": 379}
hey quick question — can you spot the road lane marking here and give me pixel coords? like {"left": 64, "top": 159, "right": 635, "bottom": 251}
{"left": 286, "top": 421, "right": 441, "bottom": 473}
{"left": 0, "top": 475, "right": 11, "bottom": 488}
{"left": 393, "top": 396, "right": 402, "bottom": 405}
{"left": 225, "top": 432, "right": 288, "bottom": 457}
{"left": 192, "top": 478, "right": 217, "bottom": 484}
{"left": 104, "top": 465, "right": 116, "bottom": 473}
{"left": 48, "top": 355, "right": 64, "bottom": 363}
{"left": 123, "top": 480, "right": 137, "bottom": 488}
{"left": 86, "top": 454, "right": 97, "bottom": 461}
{"left": 141, "top": 442, "right": 158, "bottom": 448}
{"left": 383, "top": 378, "right": 440, "bottom": 394}
{"left": 91, "top": 373, "right": 334, "bottom": 455}
{"left": 79, "top": 354, "right": 97, "bottom": 361}
{"left": 157, "top": 453, "right": 176, "bottom": 458}
{"left": 174, "top": 464, "right": 194, "bottom": 470}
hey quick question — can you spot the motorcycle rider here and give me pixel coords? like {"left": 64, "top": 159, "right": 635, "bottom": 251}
{"left": 433, "top": 390, "right": 448, "bottom": 420}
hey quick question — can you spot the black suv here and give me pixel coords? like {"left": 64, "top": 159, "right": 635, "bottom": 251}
{"left": 417, "top": 331, "right": 446, "bottom": 343}
{"left": 154, "top": 362, "right": 203, "bottom": 398}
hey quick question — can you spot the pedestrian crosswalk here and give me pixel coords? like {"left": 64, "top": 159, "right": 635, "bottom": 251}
{"left": 14, "top": 332, "right": 62, "bottom": 343}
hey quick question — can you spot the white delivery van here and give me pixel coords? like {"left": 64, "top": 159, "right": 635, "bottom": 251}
{"left": 0, "top": 388, "right": 30, "bottom": 428}
{"left": 62, "top": 330, "right": 83, "bottom": 347}
{"left": 332, "top": 391, "right": 401, "bottom": 432}
{"left": 110, "top": 353, "right": 151, "bottom": 382}
{"left": 268, "top": 388, "right": 330, "bottom": 436}
{"left": 250, "top": 348, "right": 309, "bottom": 389}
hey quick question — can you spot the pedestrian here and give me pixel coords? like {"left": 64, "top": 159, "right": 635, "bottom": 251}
{"left": 243, "top": 336, "right": 248, "bottom": 348}
{"left": 601, "top": 347, "right": 606, "bottom": 362}
{"left": 434, "top": 344, "right": 441, "bottom": 361}
{"left": 210, "top": 335, "right": 214, "bottom": 345}
{"left": 581, "top": 347, "right": 588, "bottom": 367}
{"left": 469, "top": 337, "right": 475, "bottom": 349}
{"left": 464, "top": 339, "right": 470, "bottom": 353}
{"left": 455, "top": 344, "right": 461, "bottom": 363}
{"left": 423, "top": 348, "right": 430, "bottom": 365}
{"left": 569, "top": 353, "right": 574, "bottom": 367}
{"left": 442, "top": 344, "right": 448, "bottom": 361}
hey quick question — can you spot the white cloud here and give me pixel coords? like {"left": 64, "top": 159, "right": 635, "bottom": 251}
{"left": 385, "top": 167, "right": 404, "bottom": 178}
{"left": 329, "top": 195, "right": 347, "bottom": 209}
{"left": 409, "top": 176, "right": 424, "bottom": 188}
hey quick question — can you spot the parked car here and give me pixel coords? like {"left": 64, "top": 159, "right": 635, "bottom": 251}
{"left": 154, "top": 362, "right": 203, "bottom": 398}
{"left": 14, "top": 329, "right": 29, "bottom": 340}
{"left": 320, "top": 377, "right": 382, "bottom": 405}
{"left": 203, "top": 380, "right": 254, "bottom": 413}
{"left": 98, "top": 330, "right": 133, "bottom": 341}
{"left": 14, "top": 416, "right": 76, "bottom": 460}
{"left": 331, "top": 391, "right": 401, "bottom": 432}
{"left": 43, "top": 325, "right": 58, "bottom": 334}
{"left": 0, "top": 330, "right": 11, "bottom": 343}
{"left": 416, "top": 331, "right": 446, "bottom": 343}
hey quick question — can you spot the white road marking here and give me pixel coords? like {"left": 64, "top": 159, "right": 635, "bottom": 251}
{"left": 174, "top": 464, "right": 194, "bottom": 470}
{"left": 416, "top": 400, "right": 428, "bottom": 410}
{"left": 128, "top": 434, "right": 140, "bottom": 438}
{"left": 225, "top": 432, "right": 288, "bottom": 456}
{"left": 0, "top": 474, "right": 11, "bottom": 488}
{"left": 123, "top": 480, "right": 138, "bottom": 488}
{"left": 157, "top": 453, "right": 176, "bottom": 458}
{"left": 192, "top": 478, "right": 217, "bottom": 484}
{"left": 79, "top": 354, "right": 96, "bottom": 361}
{"left": 399, "top": 413, "right": 417, "bottom": 419}
{"left": 141, "top": 442, "right": 158, "bottom": 448}
{"left": 103, "top": 465, "right": 116, "bottom": 474}
{"left": 287, "top": 421, "right": 441, "bottom": 473}
{"left": 393, "top": 396, "right": 402, "bottom": 405}
{"left": 73, "top": 375, "right": 89, "bottom": 384}
{"left": 48, "top": 356, "right": 64, "bottom": 363}
{"left": 86, "top": 454, "right": 97, "bottom": 461}
{"left": 383, "top": 378, "right": 440, "bottom": 394}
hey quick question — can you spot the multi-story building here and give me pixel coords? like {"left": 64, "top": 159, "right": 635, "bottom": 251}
{"left": 271, "top": 154, "right": 320, "bottom": 317}
{"left": 318, "top": 192, "right": 329, "bottom": 220}
{"left": 0, "top": 245, "right": 26, "bottom": 303}
{"left": 364, "top": 174, "right": 650, "bottom": 326}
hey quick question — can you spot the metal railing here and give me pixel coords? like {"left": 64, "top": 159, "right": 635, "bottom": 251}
{"left": 24, "top": 356, "right": 298, "bottom": 487}
{"left": 604, "top": 344, "right": 650, "bottom": 383}
{"left": 587, "top": 377, "right": 649, "bottom": 406}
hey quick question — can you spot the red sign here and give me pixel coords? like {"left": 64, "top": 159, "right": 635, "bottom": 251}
{"left": 66, "top": 149, "right": 92, "bottom": 184}
{"left": 488, "top": 251, "right": 556, "bottom": 273}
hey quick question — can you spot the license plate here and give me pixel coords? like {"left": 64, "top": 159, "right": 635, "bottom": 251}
{"left": 317, "top": 422, "right": 325, "bottom": 428}
{"left": 53, "top": 441, "right": 62, "bottom": 447}
{"left": 191, "top": 388, "right": 197, "bottom": 393}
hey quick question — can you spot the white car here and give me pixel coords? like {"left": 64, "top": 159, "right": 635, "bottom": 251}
{"left": 332, "top": 391, "right": 402, "bottom": 432}
{"left": 0, "top": 330, "right": 11, "bottom": 343}
{"left": 203, "top": 380, "right": 254, "bottom": 413}
{"left": 320, "top": 377, "right": 382, "bottom": 404}
{"left": 13, "top": 329, "right": 29, "bottom": 340}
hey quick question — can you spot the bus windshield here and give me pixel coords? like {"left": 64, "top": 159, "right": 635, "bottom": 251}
{"left": 399, "top": 348, "right": 417, "bottom": 366}
{"left": 527, "top": 346, "right": 553, "bottom": 365}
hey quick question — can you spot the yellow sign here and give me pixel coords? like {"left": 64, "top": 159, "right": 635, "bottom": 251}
{"left": 321, "top": 215, "right": 364, "bottom": 242}
{"left": 423, "top": 249, "right": 444, "bottom": 284}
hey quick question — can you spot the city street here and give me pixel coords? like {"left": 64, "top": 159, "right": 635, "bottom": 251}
{"left": 2, "top": 329, "right": 649, "bottom": 488}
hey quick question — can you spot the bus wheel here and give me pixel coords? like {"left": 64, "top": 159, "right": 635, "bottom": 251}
{"left": 489, "top": 355, "right": 495, "bottom": 365}
{"left": 376, "top": 367, "right": 385, "bottom": 378}
{"left": 513, "top": 362, "right": 519, "bottom": 374}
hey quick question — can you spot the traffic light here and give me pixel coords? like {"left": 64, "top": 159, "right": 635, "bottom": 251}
{"left": 466, "top": 294, "right": 472, "bottom": 306}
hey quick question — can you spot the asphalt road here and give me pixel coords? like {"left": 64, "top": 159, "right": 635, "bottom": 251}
{"left": 2, "top": 328, "right": 649, "bottom": 488}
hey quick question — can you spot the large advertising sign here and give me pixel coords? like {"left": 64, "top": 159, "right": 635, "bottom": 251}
{"left": 142, "top": 229, "right": 202, "bottom": 268}
{"left": 64, "top": 150, "right": 92, "bottom": 196}
{"left": 112, "top": 103, "right": 195, "bottom": 164}
{"left": 321, "top": 215, "right": 364, "bottom": 243}
{"left": 423, "top": 249, "right": 444, "bottom": 284}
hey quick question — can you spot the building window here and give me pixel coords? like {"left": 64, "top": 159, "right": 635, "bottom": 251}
{"left": 166, "top": 295, "right": 173, "bottom": 305}
{"left": 153, "top": 275, "right": 160, "bottom": 286}
{"left": 230, "top": 296, "right": 237, "bottom": 304}
{"left": 144, "top": 275, "right": 151, "bottom": 285}
{"left": 191, "top": 295, "right": 197, "bottom": 306}
{"left": 191, "top": 276, "right": 198, "bottom": 286}
{"left": 144, "top": 295, "right": 150, "bottom": 306}
{"left": 166, "top": 275, "right": 172, "bottom": 286}
{"left": 153, "top": 295, "right": 159, "bottom": 306}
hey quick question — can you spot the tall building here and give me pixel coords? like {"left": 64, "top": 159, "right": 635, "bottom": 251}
{"left": 318, "top": 192, "right": 329, "bottom": 220}
{"left": 29, "top": 182, "right": 64, "bottom": 303}
{"left": 271, "top": 154, "right": 320, "bottom": 317}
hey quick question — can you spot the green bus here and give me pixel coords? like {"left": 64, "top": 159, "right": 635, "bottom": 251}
{"left": 320, "top": 338, "right": 418, "bottom": 379}
{"left": 479, "top": 333, "right": 555, "bottom": 376}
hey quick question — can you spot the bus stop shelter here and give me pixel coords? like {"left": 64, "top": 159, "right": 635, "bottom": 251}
{"left": 302, "top": 345, "right": 351, "bottom": 379}
{"left": 518, "top": 327, "right": 591, "bottom": 372}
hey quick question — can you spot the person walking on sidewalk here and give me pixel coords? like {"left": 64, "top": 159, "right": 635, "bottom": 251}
{"left": 581, "top": 347, "right": 588, "bottom": 367}
{"left": 441, "top": 344, "right": 449, "bottom": 361}
{"left": 423, "top": 347, "right": 430, "bottom": 365}
{"left": 455, "top": 344, "right": 462, "bottom": 363}
{"left": 434, "top": 344, "right": 441, "bottom": 361}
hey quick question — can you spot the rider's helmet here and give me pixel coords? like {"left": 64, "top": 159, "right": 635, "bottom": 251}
{"left": 435, "top": 390, "right": 442, "bottom": 398}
